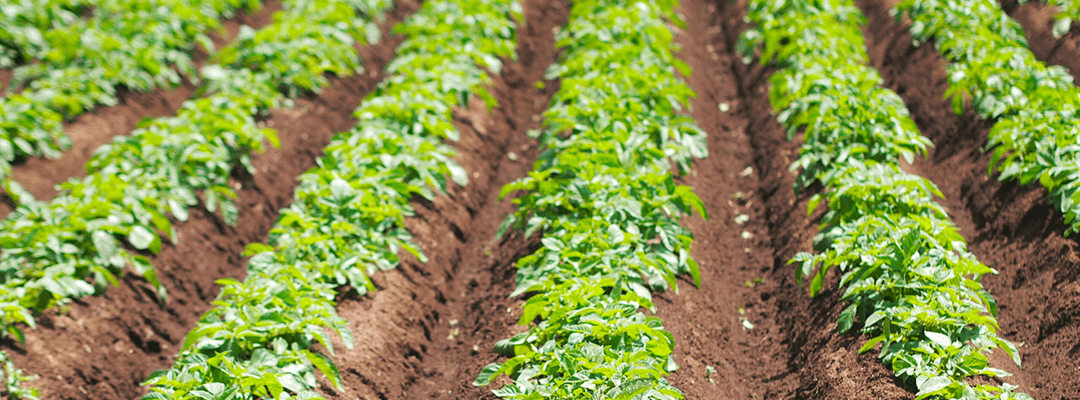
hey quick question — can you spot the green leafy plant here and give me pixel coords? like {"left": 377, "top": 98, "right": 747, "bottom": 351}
{"left": 894, "top": 0, "right": 1080, "bottom": 236}
{"left": 476, "top": 0, "right": 707, "bottom": 398}
{"left": 0, "top": 350, "right": 37, "bottom": 400}
{"left": 0, "top": 0, "right": 90, "bottom": 68}
{"left": 0, "top": 69, "right": 276, "bottom": 341}
{"left": 0, "top": 0, "right": 261, "bottom": 192}
{"left": 214, "top": 0, "right": 385, "bottom": 96}
{"left": 476, "top": 278, "right": 681, "bottom": 399}
{"left": 0, "top": 0, "right": 391, "bottom": 345}
{"left": 740, "top": 1, "right": 1029, "bottom": 399}
{"left": 142, "top": 0, "right": 518, "bottom": 397}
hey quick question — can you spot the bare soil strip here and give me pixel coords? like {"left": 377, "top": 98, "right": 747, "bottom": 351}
{"left": 653, "top": 0, "right": 796, "bottom": 397}
{"left": 668, "top": 1, "right": 920, "bottom": 399}
{"left": 999, "top": 0, "right": 1080, "bottom": 79}
{"left": 0, "top": 0, "right": 283, "bottom": 216}
{"left": 858, "top": 0, "right": 1080, "bottom": 398}
{"left": 4, "top": 3, "right": 417, "bottom": 397}
{"left": 305, "top": 1, "right": 566, "bottom": 398}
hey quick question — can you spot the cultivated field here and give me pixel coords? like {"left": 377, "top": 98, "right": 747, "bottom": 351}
{"left": 0, "top": 0, "right": 1077, "bottom": 399}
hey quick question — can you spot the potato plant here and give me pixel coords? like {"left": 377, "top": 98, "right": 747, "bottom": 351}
{"left": 474, "top": 0, "right": 708, "bottom": 398}
{"left": 140, "top": 0, "right": 519, "bottom": 398}
{"left": 0, "top": 0, "right": 262, "bottom": 186}
{"left": 0, "top": 350, "right": 37, "bottom": 400}
{"left": 894, "top": 0, "right": 1080, "bottom": 236}
{"left": 0, "top": 0, "right": 389, "bottom": 345}
{"left": 0, "top": 0, "right": 90, "bottom": 68}
{"left": 740, "top": 0, "right": 1030, "bottom": 399}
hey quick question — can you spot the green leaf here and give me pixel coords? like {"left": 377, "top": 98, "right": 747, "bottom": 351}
{"left": 243, "top": 243, "right": 275, "bottom": 256}
{"left": 809, "top": 268, "right": 825, "bottom": 298}
{"left": 859, "top": 335, "right": 885, "bottom": 354}
{"left": 687, "top": 257, "right": 701, "bottom": 288}
{"left": 495, "top": 214, "right": 516, "bottom": 240}
{"left": 837, "top": 303, "right": 856, "bottom": 333}
{"left": 305, "top": 351, "right": 342, "bottom": 389}
{"left": 807, "top": 194, "right": 823, "bottom": 217}
{"left": 924, "top": 331, "right": 952, "bottom": 348}
{"left": 168, "top": 198, "right": 190, "bottom": 221}
{"left": 915, "top": 376, "right": 953, "bottom": 399}
{"left": 4, "top": 180, "right": 35, "bottom": 203}
{"left": 447, "top": 162, "right": 468, "bottom": 187}
{"left": 1053, "top": 17, "right": 1072, "bottom": 38}
{"left": 92, "top": 230, "right": 118, "bottom": 260}
{"left": 128, "top": 226, "right": 156, "bottom": 251}
{"left": 265, "top": 128, "right": 281, "bottom": 149}
{"left": 473, "top": 363, "right": 503, "bottom": 386}
{"left": 646, "top": 338, "right": 672, "bottom": 357}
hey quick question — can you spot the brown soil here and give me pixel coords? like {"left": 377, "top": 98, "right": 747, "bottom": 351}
{"left": 310, "top": 0, "right": 968, "bottom": 398}
{"left": 0, "top": 69, "right": 11, "bottom": 93}
{"left": 0, "top": 0, "right": 283, "bottom": 217}
{"left": 859, "top": 0, "right": 1080, "bottom": 398}
{"left": 4, "top": 3, "right": 416, "bottom": 398}
{"left": 653, "top": 0, "right": 801, "bottom": 398}
{"left": 316, "top": 0, "right": 924, "bottom": 398}
{"left": 9, "top": 0, "right": 1079, "bottom": 398}
{"left": 1000, "top": 0, "right": 1080, "bottom": 79}
{"left": 307, "top": 0, "right": 564, "bottom": 397}
{"left": 655, "top": 1, "right": 917, "bottom": 399}
{"left": 654, "top": 0, "right": 1080, "bottom": 397}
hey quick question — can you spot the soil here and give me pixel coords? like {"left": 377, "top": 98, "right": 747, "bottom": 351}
{"left": 1000, "top": 0, "right": 1080, "bottom": 80}
{"left": 0, "top": 69, "right": 11, "bottom": 93}
{"left": 858, "top": 0, "right": 1080, "bottom": 398}
{"left": 644, "top": 1, "right": 918, "bottom": 399}
{"left": 8, "top": 0, "right": 1080, "bottom": 399}
{"left": 0, "top": 0, "right": 283, "bottom": 217}
{"left": 310, "top": 0, "right": 923, "bottom": 398}
{"left": 4, "top": 2, "right": 418, "bottom": 397}
{"left": 308, "top": 0, "right": 564, "bottom": 397}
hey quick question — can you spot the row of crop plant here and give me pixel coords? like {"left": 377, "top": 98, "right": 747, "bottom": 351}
{"left": 1, "top": 0, "right": 95, "bottom": 64}
{"left": 139, "top": 0, "right": 519, "bottom": 397}
{"left": 0, "top": 0, "right": 92, "bottom": 67}
{"left": 891, "top": 0, "right": 1080, "bottom": 236}
{"left": 472, "top": 0, "right": 709, "bottom": 398}
{"left": 0, "top": 1, "right": 386, "bottom": 396}
{"left": 0, "top": 0, "right": 390, "bottom": 346}
{"left": 740, "top": 1, "right": 1031, "bottom": 399}
{"left": 0, "top": 0, "right": 265, "bottom": 189}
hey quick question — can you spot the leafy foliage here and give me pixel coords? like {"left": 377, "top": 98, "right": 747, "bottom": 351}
{"left": 0, "top": 71, "right": 274, "bottom": 343}
{"left": 141, "top": 0, "right": 518, "bottom": 398}
{"left": 740, "top": 1, "right": 1029, "bottom": 399}
{"left": 0, "top": 0, "right": 262, "bottom": 186}
{"left": 476, "top": 0, "right": 706, "bottom": 398}
{"left": 476, "top": 279, "right": 682, "bottom": 399}
{"left": 0, "top": 350, "right": 37, "bottom": 400}
{"left": 0, "top": 0, "right": 90, "bottom": 68}
{"left": 737, "top": 0, "right": 930, "bottom": 190}
{"left": 895, "top": 0, "right": 1080, "bottom": 236}
{"left": 214, "top": 0, "right": 388, "bottom": 96}
{"left": 0, "top": 0, "right": 389, "bottom": 346}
